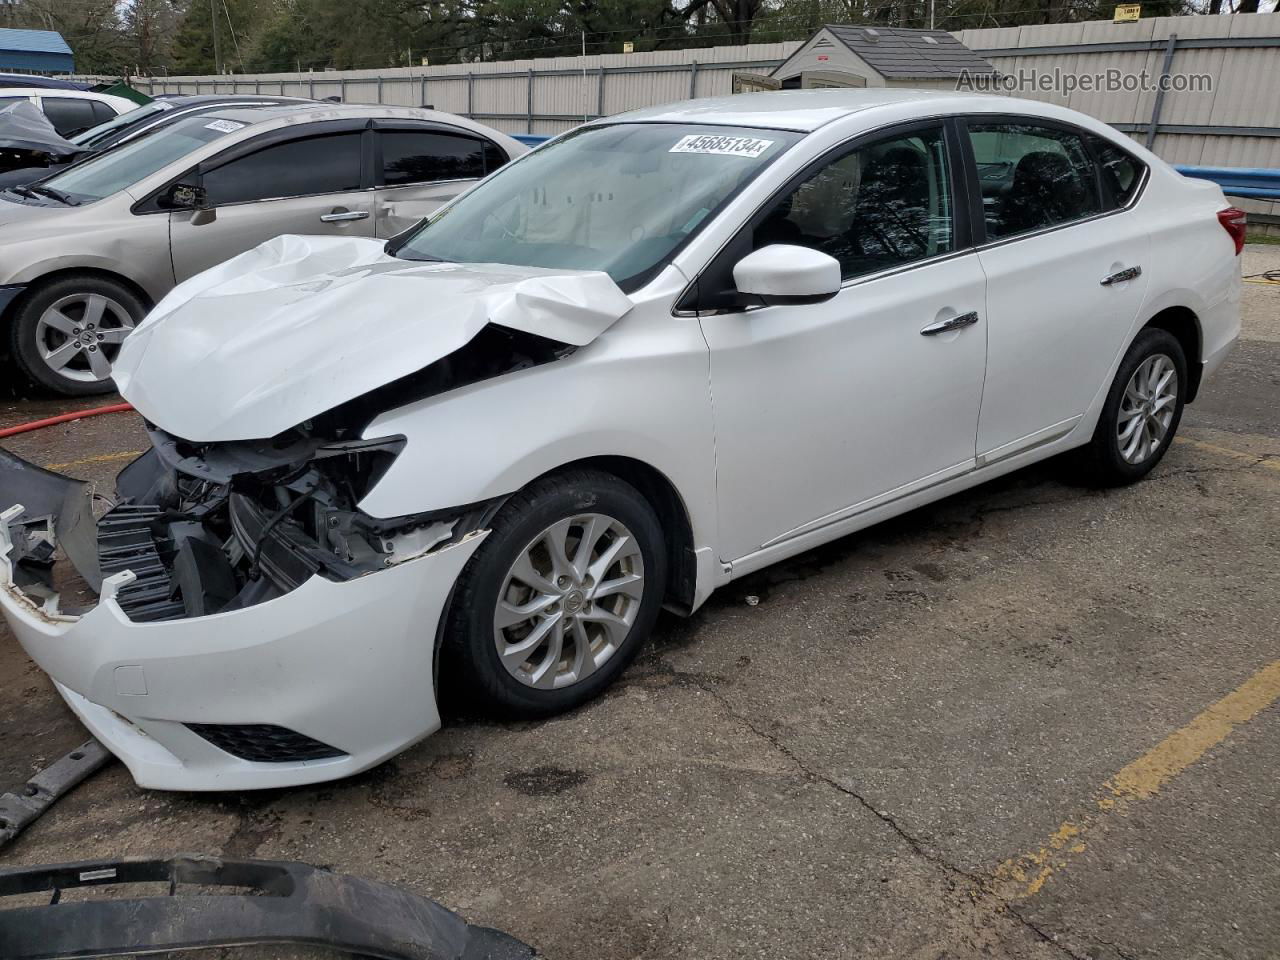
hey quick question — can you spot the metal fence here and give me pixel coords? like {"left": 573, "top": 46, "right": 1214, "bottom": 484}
{"left": 955, "top": 15, "right": 1280, "bottom": 171}
{"left": 124, "top": 42, "right": 801, "bottom": 137}
{"left": 113, "top": 15, "right": 1280, "bottom": 225}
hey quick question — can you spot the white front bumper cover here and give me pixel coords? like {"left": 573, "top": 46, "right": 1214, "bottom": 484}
{"left": 0, "top": 526, "right": 485, "bottom": 791}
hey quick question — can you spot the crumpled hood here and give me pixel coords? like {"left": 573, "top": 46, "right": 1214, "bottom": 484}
{"left": 113, "top": 234, "right": 634, "bottom": 442}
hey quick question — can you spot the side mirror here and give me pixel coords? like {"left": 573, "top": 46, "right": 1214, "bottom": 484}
{"left": 732, "top": 244, "right": 841, "bottom": 306}
{"left": 169, "top": 183, "right": 216, "bottom": 225}
{"left": 170, "top": 183, "right": 208, "bottom": 210}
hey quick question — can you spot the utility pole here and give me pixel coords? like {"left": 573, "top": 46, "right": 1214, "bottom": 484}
{"left": 210, "top": 0, "right": 222, "bottom": 75}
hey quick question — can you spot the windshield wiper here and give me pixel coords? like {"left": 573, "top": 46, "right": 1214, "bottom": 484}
{"left": 397, "top": 252, "right": 452, "bottom": 263}
{"left": 28, "top": 184, "right": 80, "bottom": 206}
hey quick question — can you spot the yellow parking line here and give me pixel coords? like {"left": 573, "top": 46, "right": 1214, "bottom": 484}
{"left": 994, "top": 659, "right": 1280, "bottom": 900}
{"left": 1174, "top": 436, "right": 1280, "bottom": 474}
{"left": 42, "top": 450, "right": 143, "bottom": 472}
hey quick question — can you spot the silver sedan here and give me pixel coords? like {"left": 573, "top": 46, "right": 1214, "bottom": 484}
{"left": 0, "top": 103, "right": 525, "bottom": 395}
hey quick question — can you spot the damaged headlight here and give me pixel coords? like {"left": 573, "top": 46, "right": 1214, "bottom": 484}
{"left": 82, "top": 425, "right": 491, "bottom": 623}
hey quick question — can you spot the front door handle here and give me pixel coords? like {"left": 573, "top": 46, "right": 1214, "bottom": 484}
{"left": 1100, "top": 265, "right": 1142, "bottom": 286}
{"left": 920, "top": 311, "right": 979, "bottom": 336}
{"left": 320, "top": 209, "right": 370, "bottom": 223}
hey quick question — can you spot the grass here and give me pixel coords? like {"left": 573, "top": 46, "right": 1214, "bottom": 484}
{"left": 1246, "top": 232, "right": 1280, "bottom": 245}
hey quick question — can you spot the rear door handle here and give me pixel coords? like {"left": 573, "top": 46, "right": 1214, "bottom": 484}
{"left": 920, "top": 311, "right": 979, "bottom": 336}
{"left": 1100, "top": 265, "right": 1141, "bottom": 286}
{"left": 320, "top": 209, "right": 370, "bottom": 223}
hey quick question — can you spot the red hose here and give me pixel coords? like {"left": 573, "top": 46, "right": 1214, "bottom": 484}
{"left": 0, "top": 403, "right": 135, "bottom": 440}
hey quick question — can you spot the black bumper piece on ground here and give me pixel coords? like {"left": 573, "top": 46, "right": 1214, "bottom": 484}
{"left": 0, "top": 854, "right": 538, "bottom": 960}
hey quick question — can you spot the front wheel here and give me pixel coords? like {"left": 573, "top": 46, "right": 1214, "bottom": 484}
{"left": 1079, "top": 328, "right": 1187, "bottom": 485}
{"left": 9, "top": 274, "right": 146, "bottom": 396}
{"left": 441, "top": 469, "right": 668, "bottom": 718}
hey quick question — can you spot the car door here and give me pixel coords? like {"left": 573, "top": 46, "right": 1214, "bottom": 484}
{"left": 169, "top": 122, "right": 375, "bottom": 282}
{"left": 371, "top": 122, "right": 510, "bottom": 237}
{"left": 965, "top": 118, "right": 1150, "bottom": 463}
{"left": 696, "top": 121, "right": 988, "bottom": 562}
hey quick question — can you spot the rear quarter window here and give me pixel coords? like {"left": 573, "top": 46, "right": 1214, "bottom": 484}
{"left": 1091, "top": 137, "right": 1146, "bottom": 209}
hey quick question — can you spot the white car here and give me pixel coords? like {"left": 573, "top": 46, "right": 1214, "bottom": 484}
{"left": 0, "top": 88, "right": 140, "bottom": 137}
{"left": 0, "top": 89, "right": 1242, "bottom": 791}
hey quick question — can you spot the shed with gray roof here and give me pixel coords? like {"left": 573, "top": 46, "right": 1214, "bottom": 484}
{"left": 770, "top": 25, "right": 995, "bottom": 90}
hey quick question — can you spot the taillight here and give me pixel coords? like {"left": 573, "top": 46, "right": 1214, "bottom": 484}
{"left": 1218, "top": 207, "right": 1247, "bottom": 256}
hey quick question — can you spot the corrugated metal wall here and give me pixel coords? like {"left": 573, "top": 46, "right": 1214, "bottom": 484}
{"left": 122, "top": 15, "right": 1279, "bottom": 175}
{"left": 128, "top": 42, "right": 801, "bottom": 136}
{"left": 956, "top": 13, "right": 1280, "bottom": 169}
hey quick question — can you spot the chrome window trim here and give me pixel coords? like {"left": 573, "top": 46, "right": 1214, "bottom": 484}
{"left": 189, "top": 185, "right": 378, "bottom": 210}
{"left": 374, "top": 176, "right": 481, "bottom": 191}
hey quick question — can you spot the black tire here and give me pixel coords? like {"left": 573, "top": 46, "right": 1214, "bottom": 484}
{"left": 441, "top": 469, "right": 668, "bottom": 718}
{"left": 9, "top": 274, "right": 147, "bottom": 396}
{"left": 1077, "top": 327, "right": 1187, "bottom": 486}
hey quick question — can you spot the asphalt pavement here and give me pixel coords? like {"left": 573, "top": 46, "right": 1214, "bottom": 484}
{"left": 0, "top": 244, "right": 1277, "bottom": 959}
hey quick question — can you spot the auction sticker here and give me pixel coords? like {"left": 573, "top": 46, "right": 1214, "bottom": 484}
{"left": 670, "top": 134, "right": 774, "bottom": 158}
{"left": 205, "top": 119, "right": 246, "bottom": 133}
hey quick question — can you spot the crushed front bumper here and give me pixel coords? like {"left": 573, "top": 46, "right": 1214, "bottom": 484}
{"left": 0, "top": 502, "right": 485, "bottom": 791}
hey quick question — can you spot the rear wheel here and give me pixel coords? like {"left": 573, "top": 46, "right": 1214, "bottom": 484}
{"left": 10, "top": 274, "right": 145, "bottom": 396}
{"left": 1078, "top": 328, "right": 1187, "bottom": 485}
{"left": 442, "top": 469, "right": 667, "bottom": 718}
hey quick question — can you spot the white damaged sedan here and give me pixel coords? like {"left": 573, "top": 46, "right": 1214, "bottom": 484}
{"left": 0, "top": 89, "right": 1241, "bottom": 790}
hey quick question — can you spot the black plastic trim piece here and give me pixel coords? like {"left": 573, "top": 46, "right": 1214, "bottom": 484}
{"left": 186, "top": 723, "right": 347, "bottom": 763}
{"left": 0, "top": 855, "right": 537, "bottom": 960}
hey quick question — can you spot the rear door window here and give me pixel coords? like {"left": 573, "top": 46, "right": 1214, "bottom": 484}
{"left": 202, "top": 131, "right": 364, "bottom": 205}
{"left": 378, "top": 129, "right": 499, "bottom": 185}
{"left": 40, "top": 97, "right": 99, "bottom": 136}
{"left": 966, "top": 121, "right": 1102, "bottom": 240}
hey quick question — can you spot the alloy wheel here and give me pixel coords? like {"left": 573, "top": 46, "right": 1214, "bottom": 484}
{"left": 493, "top": 513, "right": 645, "bottom": 690}
{"left": 36, "top": 292, "right": 136, "bottom": 384}
{"left": 1116, "top": 353, "right": 1178, "bottom": 465}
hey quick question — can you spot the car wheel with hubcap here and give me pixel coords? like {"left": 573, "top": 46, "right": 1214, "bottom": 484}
{"left": 9, "top": 274, "right": 146, "bottom": 396}
{"left": 1080, "top": 327, "right": 1187, "bottom": 485}
{"left": 442, "top": 469, "right": 667, "bottom": 717}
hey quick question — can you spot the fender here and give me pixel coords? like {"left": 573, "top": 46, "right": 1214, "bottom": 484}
{"left": 8, "top": 255, "right": 168, "bottom": 306}
{"left": 358, "top": 321, "right": 720, "bottom": 553}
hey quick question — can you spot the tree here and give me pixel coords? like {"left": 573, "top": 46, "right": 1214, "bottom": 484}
{"left": 171, "top": 0, "right": 281, "bottom": 74}
{"left": 121, "top": 0, "right": 184, "bottom": 74}
{"left": 10, "top": 0, "right": 128, "bottom": 73}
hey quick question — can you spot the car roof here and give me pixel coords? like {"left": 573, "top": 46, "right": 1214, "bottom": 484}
{"left": 0, "top": 73, "right": 88, "bottom": 90}
{"left": 163, "top": 94, "right": 313, "bottom": 106}
{"left": 611, "top": 88, "right": 1001, "bottom": 132}
{"left": 196, "top": 102, "right": 468, "bottom": 125}
{"left": 0, "top": 87, "right": 124, "bottom": 101}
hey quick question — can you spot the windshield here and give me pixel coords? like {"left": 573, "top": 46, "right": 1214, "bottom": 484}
{"left": 393, "top": 123, "right": 802, "bottom": 290}
{"left": 44, "top": 113, "right": 249, "bottom": 203}
{"left": 70, "top": 101, "right": 169, "bottom": 147}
